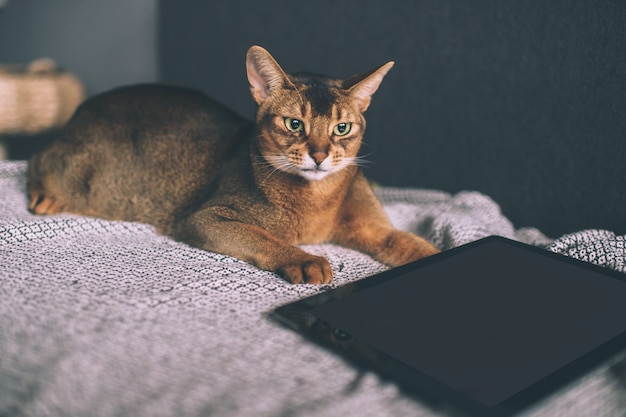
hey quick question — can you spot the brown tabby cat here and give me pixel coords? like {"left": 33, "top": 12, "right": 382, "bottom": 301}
{"left": 27, "top": 46, "right": 438, "bottom": 284}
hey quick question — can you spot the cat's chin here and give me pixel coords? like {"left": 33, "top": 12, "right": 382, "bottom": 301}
{"left": 297, "top": 169, "right": 333, "bottom": 181}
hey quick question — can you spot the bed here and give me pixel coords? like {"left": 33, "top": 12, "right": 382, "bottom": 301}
{"left": 1, "top": 159, "right": 624, "bottom": 417}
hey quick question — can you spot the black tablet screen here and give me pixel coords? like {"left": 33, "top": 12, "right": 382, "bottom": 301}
{"left": 306, "top": 238, "right": 626, "bottom": 411}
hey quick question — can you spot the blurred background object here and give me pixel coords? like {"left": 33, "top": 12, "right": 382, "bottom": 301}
{"left": 0, "top": 0, "right": 157, "bottom": 159}
{"left": 0, "top": 60, "right": 84, "bottom": 132}
{"left": 0, "top": 58, "right": 84, "bottom": 158}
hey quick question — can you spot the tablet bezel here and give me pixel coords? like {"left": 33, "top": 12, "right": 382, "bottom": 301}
{"left": 270, "top": 236, "right": 626, "bottom": 417}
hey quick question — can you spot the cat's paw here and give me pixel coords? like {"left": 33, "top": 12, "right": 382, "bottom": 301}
{"left": 277, "top": 255, "right": 333, "bottom": 285}
{"left": 28, "top": 192, "right": 63, "bottom": 215}
{"left": 378, "top": 231, "right": 440, "bottom": 267}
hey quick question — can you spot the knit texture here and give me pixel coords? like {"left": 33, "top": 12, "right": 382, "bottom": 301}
{"left": 1, "top": 160, "right": 624, "bottom": 417}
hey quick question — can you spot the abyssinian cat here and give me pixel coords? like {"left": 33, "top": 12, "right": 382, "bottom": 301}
{"left": 27, "top": 46, "right": 438, "bottom": 284}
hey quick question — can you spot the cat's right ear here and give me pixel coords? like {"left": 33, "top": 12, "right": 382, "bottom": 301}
{"left": 246, "top": 46, "right": 289, "bottom": 105}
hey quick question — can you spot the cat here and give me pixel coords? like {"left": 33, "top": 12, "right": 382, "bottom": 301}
{"left": 27, "top": 45, "right": 439, "bottom": 284}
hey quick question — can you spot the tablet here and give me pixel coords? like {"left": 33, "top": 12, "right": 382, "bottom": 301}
{"left": 271, "top": 236, "right": 626, "bottom": 417}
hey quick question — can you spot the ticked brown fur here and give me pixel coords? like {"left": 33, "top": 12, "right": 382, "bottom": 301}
{"left": 27, "top": 46, "right": 438, "bottom": 284}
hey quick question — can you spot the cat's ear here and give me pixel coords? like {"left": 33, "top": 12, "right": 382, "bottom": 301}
{"left": 246, "top": 46, "right": 290, "bottom": 105}
{"left": 345, "top": 61, "right": 395, "bottom": 112}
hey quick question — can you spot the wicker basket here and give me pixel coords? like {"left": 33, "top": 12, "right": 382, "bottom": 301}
{"left": 0, "top": 59, "right": 85, "bottom": 135}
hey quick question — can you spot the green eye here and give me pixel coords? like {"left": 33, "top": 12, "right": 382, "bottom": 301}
{"left": 333, "top": 122, "right": 352, "bottom": 136}
{"left": 284, "top": 117, "right": 304, "bottom": 133}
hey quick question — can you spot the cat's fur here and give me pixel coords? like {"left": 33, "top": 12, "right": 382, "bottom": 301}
{"left": 27, "top": 46, "right": 438, "bottom": 284}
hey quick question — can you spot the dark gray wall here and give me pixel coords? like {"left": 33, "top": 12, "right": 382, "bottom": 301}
{"left": 160, "top": 0, "right": 625, "bottom": 237}
{"left": 2, "top": 1, "right": 622, "bottom": 237}
{"left": 0, "top": 0, "right": 157, "bottom": 96}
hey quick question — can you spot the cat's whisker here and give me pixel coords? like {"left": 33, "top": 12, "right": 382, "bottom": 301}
{"left": 252, "top": 154, "right": 299, "bottom": 184}
{"left": 342, "top": 155, "right": 371, "bottom": 168}
{"left": 251, "top": 157, "right": 277, "bottom": 168}
{"left": 251, "top": 153, "right": 284, "bottom": 167}
{"left": 352, "top": 155, "right": 372, "bottom": 167}
{"left": 260, "top": 168, "right": 282, "bottom": 184}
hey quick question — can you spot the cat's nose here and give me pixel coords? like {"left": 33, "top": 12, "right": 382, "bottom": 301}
{"left": 310, "top": 152, "right": 328, "bottom": 166}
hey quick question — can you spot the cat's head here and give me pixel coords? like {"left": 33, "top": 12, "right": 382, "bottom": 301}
{"left": 246, "top": 46, "right": 393, "bottom": 181}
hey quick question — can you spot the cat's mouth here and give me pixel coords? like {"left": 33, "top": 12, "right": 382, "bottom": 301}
{"left": 298, "top": 167, "right": 331, "bottom": 181}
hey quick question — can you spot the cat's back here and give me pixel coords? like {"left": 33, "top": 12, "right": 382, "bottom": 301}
{"left": 79, "top": 83, "right": 233, "bottom": 117}
{"left": 61, "top": 83, "right": 253, "bottom": 176}
{"left": 29, "top": 84, "right": 253, "bottom": 230}
{"left": 70, "top": 84, "right": 249, "bottom": 147}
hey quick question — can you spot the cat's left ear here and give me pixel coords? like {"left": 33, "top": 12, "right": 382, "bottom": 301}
{"left": 246, "top": 45, "right": 290, "bottom": 105}
{"left": 345, "top": 61, "right": 395, "bottom": 112}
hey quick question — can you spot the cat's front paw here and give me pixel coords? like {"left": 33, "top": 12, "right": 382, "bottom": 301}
{"left": 377, "top": 231, "right": 440, "bottom": 267}
{"left": 277, "top": 254, "right": 333, "bottom": 285}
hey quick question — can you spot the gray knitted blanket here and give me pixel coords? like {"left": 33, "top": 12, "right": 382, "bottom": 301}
{"left": 1, "top": 160, "right": 624, "bottom": 417}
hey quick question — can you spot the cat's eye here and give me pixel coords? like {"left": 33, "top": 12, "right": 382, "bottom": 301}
{"left": 284, "top": 117, "right": 304, "bottom": 133}
{"left": 333, "top": 122, "right": 352, "bottom": 136}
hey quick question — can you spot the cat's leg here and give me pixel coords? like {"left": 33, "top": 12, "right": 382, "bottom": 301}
{"left": 332, "top": 175, "right": 439, "bottom": 267}
{"left": 27, "top": 151, "right": 68, "bottom": 215}
{"left": 334, "top": 219, "right": 439, "bottom": 267}
{"left": 337, "top": 225, "right": 439, "bottom": 267}
{"left": 175, "top": 207, "right": 333, "bottom": 284}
